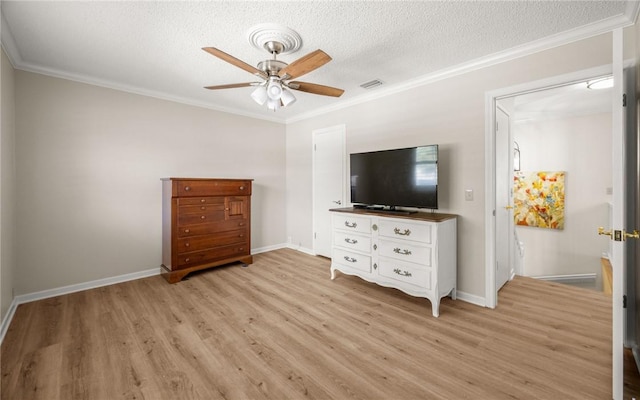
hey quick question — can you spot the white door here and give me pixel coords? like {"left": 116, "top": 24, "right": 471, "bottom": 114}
{"left": 495, "top": 106, "right": 513, "bottom": 291}
{"left": 611, "top": 28, "right": 625, "bottom": 400}
{"left": 312, "top": 125, "right": 346, "bottom": 258}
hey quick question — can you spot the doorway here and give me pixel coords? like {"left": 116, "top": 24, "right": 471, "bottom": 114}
{"left": 312, "top": 125, "right": 346, "bottom": 258}
{"left": 496, "top": 79, "right": 613, "bottom": 291}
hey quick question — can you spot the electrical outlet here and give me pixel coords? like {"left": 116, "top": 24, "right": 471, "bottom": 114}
{"left": 465, "top": 189, "right": 474, "bottom": 201}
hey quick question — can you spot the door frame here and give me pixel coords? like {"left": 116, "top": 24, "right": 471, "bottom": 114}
{"left": 312, "top": 124, "right": 347, "bottom": 256}
{"left": 484, "top": 64, "right": 613, "bottom": 309}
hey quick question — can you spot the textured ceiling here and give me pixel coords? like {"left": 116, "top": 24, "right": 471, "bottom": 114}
{"left": 1, "top": 1, "right": 637, "bottom": 123}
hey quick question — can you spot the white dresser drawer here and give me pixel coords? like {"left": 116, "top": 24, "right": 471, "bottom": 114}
{"left": 332, "top": 248, "right": 371, "bottom": 273}
{"left": 334, "top": 232, "right": 372, "bottom": 254}
{"left": 378, "top": 258, "right": 432, "bottom": 290}
{"left": 333, "top": 214, "right": 371, "bottom": 234}
{"left": 378, "top": 219, "right": 432, "bottom": 243}
{"left": 378, "top": 239, "right": 431, "bottom": 266}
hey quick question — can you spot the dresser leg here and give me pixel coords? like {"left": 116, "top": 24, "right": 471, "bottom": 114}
{"left": 330, "top": 267, "right": 336, "bottom": 280}
{"left": 450, "top": 288, "right": 457, "bottom": 300}
{"left": 431, "top": 298, "right": 440, "bottom": 318}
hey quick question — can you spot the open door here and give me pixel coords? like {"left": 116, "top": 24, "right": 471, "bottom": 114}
{"left": 495, "top": 106, "right": 514, "bottom": 291}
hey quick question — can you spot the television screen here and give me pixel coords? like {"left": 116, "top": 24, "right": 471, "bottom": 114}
{"left": 350, "top": 145, "right": 438, "bottom": 209}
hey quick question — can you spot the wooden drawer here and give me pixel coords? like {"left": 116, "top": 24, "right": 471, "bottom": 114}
{"left": 378, "top": 258, "right": 432, "bottom": 290}
{"left": 177, "top": 244, "right": 250, "bottom": 268}
{"left": 177, "top": 229, "right": 248, "bottom": 253}
{"left": 332, "top": 248, "right": 371, "bottom": 273}
{"left": 332, "top": 214, "right": 371, "bottom": 234}
{"left": 379, "top": 239, "right": 431, "bottom": 266}
{"left": 178, "top": 197, "right": 225, "bottom": 206}
{"left": 333, "top": 231, "right": 371, "bottom": 254}
{"left": 177, "top": 220, "right": 249, "bottom": 237}
{"left": 177, "top": 180, "right": 251, "bottom": 197}
{"left": 378, "top": 219, "right": 432, "bottom": 243}
{"left": 178, "top": 209, "right": 225, "bottom": 226}
{"left": 179, "top": 203, "right": 225, "bottom": 215}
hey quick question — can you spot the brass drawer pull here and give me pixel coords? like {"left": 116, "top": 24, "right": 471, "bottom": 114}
{"left": 185, "top": 243, "right": 190, "bottom": 247}
{"left": 393, "top": 268, "right": 412, "bottom": 277}
{"left": 184, "top": 258, "right": 190, "bottom": 263}
{"left": 393, "top": 248, "right": 412, "bottom": 256}
{"left": 200, "top": 206, "right": 206, "bottom": 210}
{"left": 184, "top": 229, "right": 190, "bottom": 233}
{"left": 345, "top": 221, "right": 357, "bottom": 228}
{"left": 200, "top": 215, "right": 206, "bottom": 220}
{"left": 344, "top": 256, "right": 357, "bottom": 263}
{"left": 394, "top": 228, "right": 411, "bottom": 236}
{"left": 344, "top": 238, "right": 358, "bottom": 244}
{"left": 184, "top": 186, "right": 191, "bottom": 191}
{"left": 239, "top": 186, "right": 245, "bottom": 190}
{"left": 200, "top": 199, "right": 206, "bottom": 203}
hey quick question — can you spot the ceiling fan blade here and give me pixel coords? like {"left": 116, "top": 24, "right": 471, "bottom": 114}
{"left": 204, "top": 82, "right": 259, "bottom": 90}
{"left": 202, "top": 47, "right": 267, "bottom": 79}
{"left": 278, "top": 50, "right": 332, "bottom": 79}
{"left": 288, "top": 81, "right": 344, "bottom": 97}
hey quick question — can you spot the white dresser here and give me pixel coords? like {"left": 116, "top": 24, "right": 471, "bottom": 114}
{"left": 330, "top": 208, "right": 457, "bottom": 317}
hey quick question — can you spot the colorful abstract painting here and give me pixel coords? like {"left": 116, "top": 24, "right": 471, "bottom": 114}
{"left": 513, "top": 171, "right": 565, "bottom": 230}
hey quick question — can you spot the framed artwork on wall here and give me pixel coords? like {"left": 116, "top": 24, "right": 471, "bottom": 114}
{"left": 513, "top": 171, "right": 565, "bottom": 230}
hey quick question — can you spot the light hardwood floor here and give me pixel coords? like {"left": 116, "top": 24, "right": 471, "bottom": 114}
{"left": 0, "top": 248, "right": 618, "bottom": 399}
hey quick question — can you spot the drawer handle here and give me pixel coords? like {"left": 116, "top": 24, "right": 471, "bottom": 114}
{"left": 239, "top": 186, "right": 245, "bottom": 190}
{"left": 185, "top": 258, "right": 190, "bottom": 263}
{"left": 373, "top": 263, "right": 377, "bottom": 270}
{"left": 373, "top": 244, "right": 377, "bottom": 250}
{"left": 239, "top": 247, "right": 244, "bottom": 251}
{"left": 372, "top": 224, "right": 378, "bottom": 231}
{"left": 345, "top": 221, "right": 357, "bottom": 228}
{"left": 239, "top": 222, "right": 245, "bottom": 226}
{"left": 344, "top": 256, "right": 357, "bottom": 263}
{"left": 200, "top": 199, "right": 206, "bottom": 203}
{"left": 394, "top": 228, "right": 411, "bottom": 236}
{"left": 393, "top": 268, "right": 412, "bottom": 277}
{"left": 200, "top": 206, "right": 206, "bottom": 210}
{"left": 184, "top": 229, "right": 190, "bottom": 233}
{"left": 185, "top": 243, "right": 190, "bottom": 247}
{"left": 344, "top": 238, "right": 358, "bottom": 244}
{"left": 201, "top": 215, "right": 206, "bottom": 220}
{"left": 393, "top": 248, "right": 412, "bottom": 256}
{"left": 184, "top": 186, "right": 191, "bottom": 191}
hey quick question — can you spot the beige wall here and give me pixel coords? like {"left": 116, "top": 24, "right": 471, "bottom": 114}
{"left": 286, "top": 32, "right": 613, "bottom": 300}
{"left": 14, "top": 71, "right": 287, "bottom": 295}
{"left": 1, "top": 48, "right": 16, "bottom": 320}
{"left": 513, "top": 113, "right": 612, "bottom": 281}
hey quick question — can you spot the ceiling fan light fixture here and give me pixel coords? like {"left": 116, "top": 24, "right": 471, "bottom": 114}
{"left": 267, "top": 98, "right": 281, "bottom": 111}
{"left": 267, "top": 79, "right": 283, "bottom": 100}
{"left": 280, "top": 88, "right": 296, "bottom": 107}
{"left": 250, "top": 85, "right": 268, "bottom": 105}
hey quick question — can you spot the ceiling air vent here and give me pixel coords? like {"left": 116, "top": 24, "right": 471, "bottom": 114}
{"left": 360, "top": 79, "right": 384, "bottom": 90}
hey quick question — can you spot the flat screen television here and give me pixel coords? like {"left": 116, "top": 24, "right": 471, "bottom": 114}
{"left": 350, "top": 145, "right": 438, "bottom": 210}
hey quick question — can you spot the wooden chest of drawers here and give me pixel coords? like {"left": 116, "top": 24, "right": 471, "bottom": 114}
{"left": 161, "top": 178, "right": 253, "bottom": 283}
{"left": 330, "top": 208, "right": 457, "bottom": 317}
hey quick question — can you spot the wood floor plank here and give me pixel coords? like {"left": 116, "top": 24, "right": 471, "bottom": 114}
{"left": 1, "top": 248, "right": 624, "bottom": 399}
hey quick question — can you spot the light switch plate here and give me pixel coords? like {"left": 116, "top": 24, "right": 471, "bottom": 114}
{"left": 465, "top": 189, "right": 473, "bottom": 201}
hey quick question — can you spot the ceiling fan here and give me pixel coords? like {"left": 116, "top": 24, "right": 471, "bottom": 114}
{"left": 203, "top": 39, "right": 344, "bottom": 111}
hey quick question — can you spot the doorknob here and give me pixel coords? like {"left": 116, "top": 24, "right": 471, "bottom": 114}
{"left": 333, "top": 200, "right": 342, "bottom": 205}
{"left": 624, "top": 229, "right": 640, "bottom": 240}
{"left": 598, "top": 226, "right": 613, "bottom": 237}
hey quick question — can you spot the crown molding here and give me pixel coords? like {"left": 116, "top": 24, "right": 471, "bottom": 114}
{"left": 2, "top": 5, "right": 637, "bottom": 126}
{"left": 286, "top": 11, "right": 637, "bottom": 124}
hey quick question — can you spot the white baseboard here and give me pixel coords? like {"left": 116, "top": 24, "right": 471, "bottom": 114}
{"left": 286, "top": 243, "right": 315, "bottom": 256}
{"left": 455, "top": 290, "right": 486, "bottom": 307}
{"left": 0, "top": 298, "right": 19, "bottom": 344}
{"left": 252, "top": 243, "right": 287, "bottom": 254}
{"left": 534, "top": 273, "right": 597, "bottom": 283}
{"left": 0, "top": 267, "right": 161, "bottom": 345}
